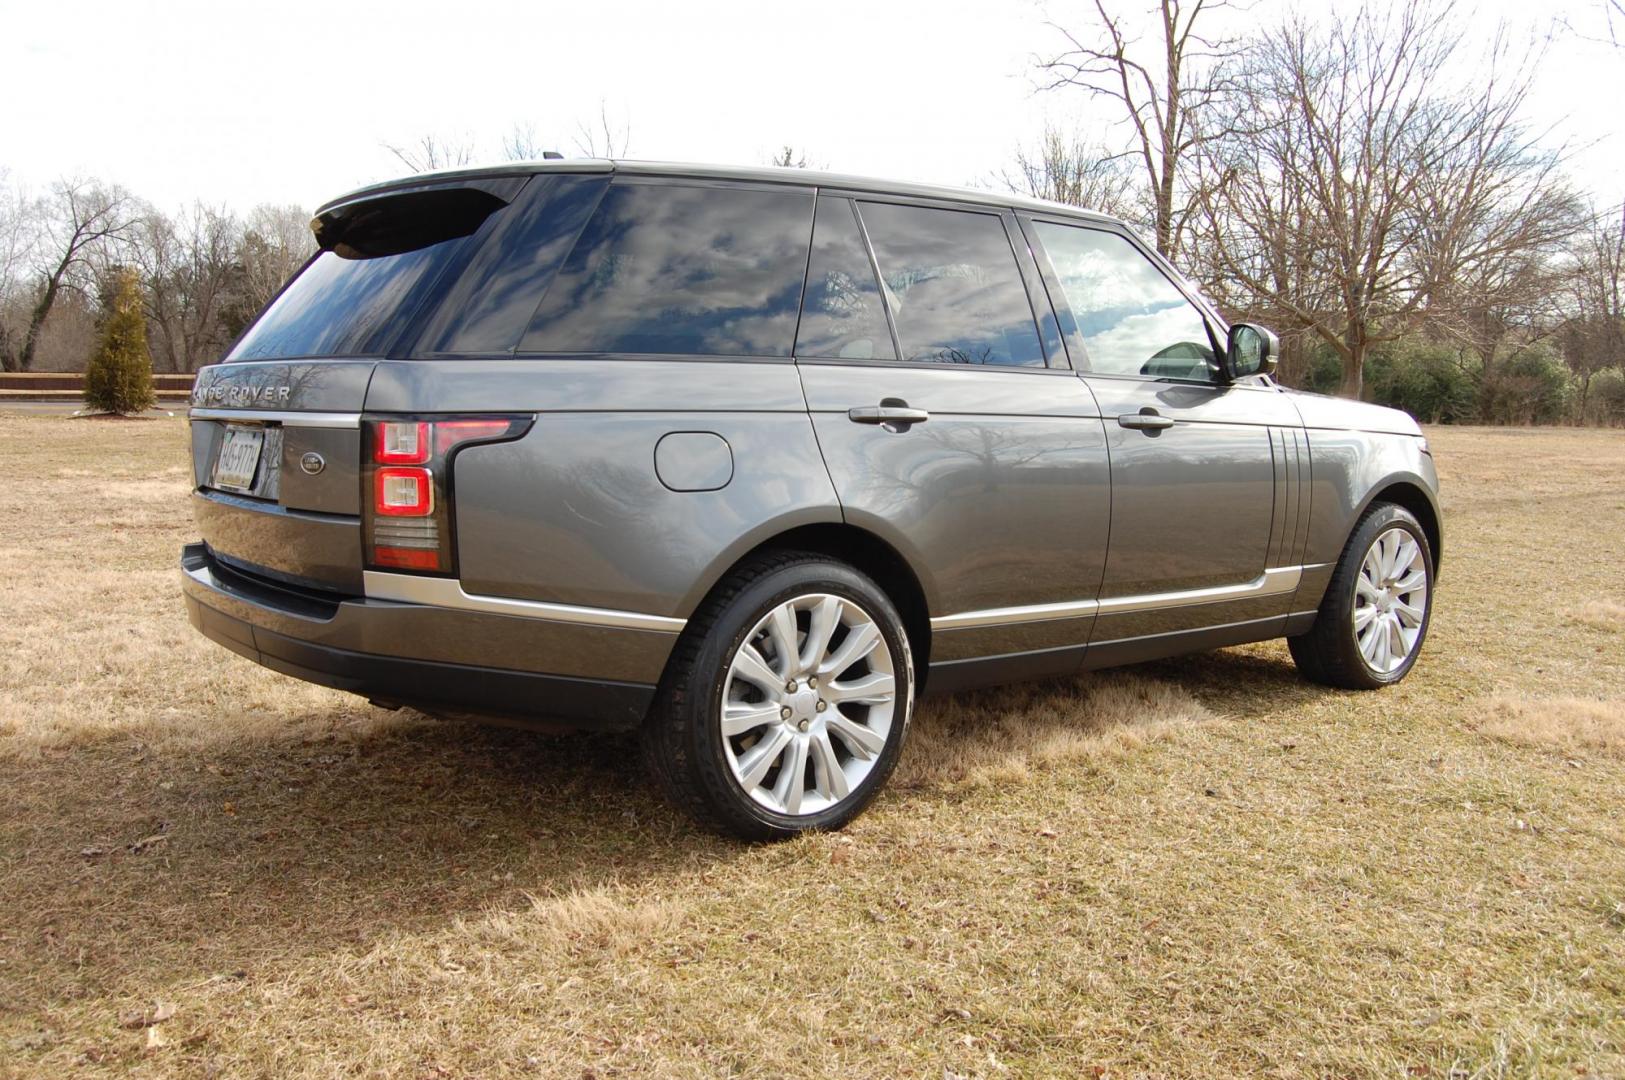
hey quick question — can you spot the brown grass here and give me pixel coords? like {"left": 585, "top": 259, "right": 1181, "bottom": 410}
{"left": 1565, "top": 599, "right": 1625, "bottom": 632}
{"left": 897, "top": 674, "right": 1212, "bottom": 789}
{"left": 1477, "top": 695, "right": 1625, "bottom": 758}
{"left": 2, "top": 415, "right": 1624, "bottom": 1078}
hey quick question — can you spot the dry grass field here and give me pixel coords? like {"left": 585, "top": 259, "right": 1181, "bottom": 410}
{"left": 1, "top": 415, "right": 1622, "bottom": 1078}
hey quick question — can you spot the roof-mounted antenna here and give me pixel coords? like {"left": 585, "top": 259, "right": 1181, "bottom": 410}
{"left": 541, "top": 150, "right": 564, "bottom": 160}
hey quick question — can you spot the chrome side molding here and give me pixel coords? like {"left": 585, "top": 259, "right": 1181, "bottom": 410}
{"left": 363, "top": 571, "right": 687, "bottom": 633}
{"left": 930, "top": 565, "right": 1314, "bottom": 631}
{"left": 189, "top": 408, "right": 360, "bottom": 429}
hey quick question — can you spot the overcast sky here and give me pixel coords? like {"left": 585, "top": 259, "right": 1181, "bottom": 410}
{"left": 2, "top": 0, "right": 1621, "bottom": 215}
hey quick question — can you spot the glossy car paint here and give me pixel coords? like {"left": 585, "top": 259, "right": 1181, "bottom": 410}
{"left": 180, "top": 159, "right": 1441, "bottom": 729}
{"left": 1082, "top": 375, "right": 1305, "bottom": 642}
{"left": 798, "top": 361, "right": 1111, "bottom": 670}
{"left": 448, "top": 365, "right": 842, "bottom": 618}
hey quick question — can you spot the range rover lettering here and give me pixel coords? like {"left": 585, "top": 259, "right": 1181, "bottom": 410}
{"left": 181, "top": 160, "right": 1441, "bottom": 839}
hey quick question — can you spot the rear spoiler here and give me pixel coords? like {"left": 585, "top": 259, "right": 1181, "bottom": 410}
{"left": 311, "top": 178, "right": 527, "bottom": 258}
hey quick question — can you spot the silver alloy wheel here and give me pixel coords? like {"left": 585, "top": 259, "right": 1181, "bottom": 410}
{"left": 1353, "top": 526, "right": 1428, "bottom": 674}
{"left": 719, "top": 593, "right": 898, "bottom": 817}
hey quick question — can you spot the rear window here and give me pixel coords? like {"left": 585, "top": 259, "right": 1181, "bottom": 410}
{"left": 228, "top": 186, "right": 507, "bottom": 362}
{"left": 519, "top": 182, "right": 814, "bottom": 357}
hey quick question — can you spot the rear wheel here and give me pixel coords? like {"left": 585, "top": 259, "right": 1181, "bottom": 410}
{"left": 643, "top": 553, "right": 914, "bottom": 840}
{"left": 1289, "top": 503, "right": 1434, "bottom": 690}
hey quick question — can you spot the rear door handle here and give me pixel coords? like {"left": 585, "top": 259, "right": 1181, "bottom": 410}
{"left": 1117, "top": 411, "right": 1175, "bottom": 431}
{"left": 848, "top": 405, "right": 930, "bottom": 426}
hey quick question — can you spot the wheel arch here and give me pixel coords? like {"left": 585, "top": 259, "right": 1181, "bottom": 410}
{"left": 1359, "top": 478, "right": 1443, "bottom": 577}
{"left": 676, "top": 522, "right": 935, "bottom": 682}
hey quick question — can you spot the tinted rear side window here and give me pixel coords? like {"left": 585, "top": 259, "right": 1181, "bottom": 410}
{"left": 856, "top": 202, "right": 1044, "bottom": 368}
{"left": 416, "top": 175, "right": 609, "bottom": 356}
{"left": 520, "top": 183, "right": 814, "bottom": 357}
{"left": 229, "top": 187, "right": 503, "bottom": 361}
{"left": 795, "top": 196, "right": 896, "bottom": 361}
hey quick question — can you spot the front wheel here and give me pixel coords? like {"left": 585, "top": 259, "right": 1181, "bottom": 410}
{"left": 1289, "top": 503, "right": 1434, "bottom": 690}
{"left": 643, "top": 553, "right": 914, "bottom": 840}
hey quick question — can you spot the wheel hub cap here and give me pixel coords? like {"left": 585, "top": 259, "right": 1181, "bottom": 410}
{"left": 1353, "top": 527, "right": 1428, "bottom": 675}
{"left": 719, "top": 593, "right": 898, "bottom": 817}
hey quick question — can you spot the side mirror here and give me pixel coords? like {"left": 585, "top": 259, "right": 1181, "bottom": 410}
{"left": 1224, "top": 323, "right": 1279, "bottom": 381}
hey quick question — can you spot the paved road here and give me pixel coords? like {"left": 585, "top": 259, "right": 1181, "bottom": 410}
{"left": 0, "top": 400, "right": 187, "bottom": 417}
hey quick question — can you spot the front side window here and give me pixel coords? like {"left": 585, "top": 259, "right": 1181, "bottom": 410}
{"left": 795, "top": 197, "right": 896, "bottom": 361}
{"left": 520, "top": 183, "right": 814, "bottom": 357}
{"left": 1032, "top": 222, "right": 1216, "bottom": 381}
{"left": 856, "top": 202, "right": 1045, "bottom": 368}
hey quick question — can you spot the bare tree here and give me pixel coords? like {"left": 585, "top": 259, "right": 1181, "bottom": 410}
{"left": 383, "top": 134, "right": 478, "bottom": 173}
{"left": 1595, "top": 0, "right": 1624, "bottom": 44}
{"left": 11, "top": 178, "right": 135, "bottom": 372}
{"left": 502, "top": 122, "right": 553, "bottom": 162}
{"left": 1194, "top": 2, "right": 1581, "bottom": 398}
{"left": 0, "top": 171, "right": 33, "bottom": 303}
{"left": 1003, "top": 126, "right": 1138, "bottom": 218}
{"left": 0, "top": 171, "right": 39, "bottom": 372}
{"left": 135, "top": 203, "right": 243, "bottom": 372}
{"left": 222, "top": 204, "right": 315, "bottom": 341}
{"left": 1560, "top": 203, "right": 1625, "bottom": 414}
{"left": 770, "top": 146, "right": 811, "bottom": 168}
{"left": 572, "top": 102, "right": 632, "bottom": 158}
{"left": 1037, "top": 0, "right": 1238, "bottom": 257}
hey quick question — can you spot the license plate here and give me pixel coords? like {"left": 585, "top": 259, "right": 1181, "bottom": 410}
{"left": 212, "top": 426, "right": 265, "bottom": 493}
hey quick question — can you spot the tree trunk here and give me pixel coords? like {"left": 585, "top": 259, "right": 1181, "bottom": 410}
{"left": 1338, "top": 342, "right": 1365, "bottom": 399}
{"left": 1276, "top": 334, "right": 1306, "bottom": 387}
{"left": 20, "top": 260, "right": 70, "bottom": 373}
{"left": 1155, "top": 169, "right": 1176, "bottom": 257}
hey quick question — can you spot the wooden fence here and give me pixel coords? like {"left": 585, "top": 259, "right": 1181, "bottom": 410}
{"left": 0, "top": 372, "right": 195, "bottom": 401}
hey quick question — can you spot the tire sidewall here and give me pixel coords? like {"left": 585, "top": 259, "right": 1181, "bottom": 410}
{"left": 683, "top": 561, "right": 914, "bottom": 837}
{"left": 1341, "top": 506, "right": 1435, "bottom": 686}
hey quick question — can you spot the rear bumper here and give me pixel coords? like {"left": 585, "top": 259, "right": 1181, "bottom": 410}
{"left": 181, "top": 544, "right": 668, "bottom": 730}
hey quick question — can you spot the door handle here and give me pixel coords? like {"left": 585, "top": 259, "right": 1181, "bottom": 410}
{"left": 1117, "top": 410, "right": 1175, "bottom": 431}
{"left": 848, "top": 405, "right": 930, "bottom": 426}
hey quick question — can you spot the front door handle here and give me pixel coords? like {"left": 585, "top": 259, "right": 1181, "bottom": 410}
{"left": 848, "top": 405, "right": 931, "bottom": 426}
{"left": 1117, "top": 410, "right": 1175, "bottom": 431}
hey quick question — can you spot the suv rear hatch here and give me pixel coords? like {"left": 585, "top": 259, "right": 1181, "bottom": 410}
{"left": 190, "top": 359, "right": 376, "bottom": 592}
{"left": 190, "top": 178, "right": 526, "bottom": 593}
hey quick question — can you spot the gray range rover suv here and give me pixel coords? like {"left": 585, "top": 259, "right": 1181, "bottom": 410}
{"left": 182, "top": 160, "right": 1440, "bottom": 838}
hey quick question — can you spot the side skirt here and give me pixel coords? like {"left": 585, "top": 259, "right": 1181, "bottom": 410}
{"left": 922, "top": 613, "right": 1295, "bottom": 696}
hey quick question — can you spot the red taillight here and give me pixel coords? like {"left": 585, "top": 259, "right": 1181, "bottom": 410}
{"left": 435, "top": 419, "right": 514, "bottom": 455}
{"left": 372, "top": 545, "right": 443, "bottom": 571}
{"left": 374, "top": 421, "right": 430, "bottom": 464}
{"left": 362, "top": 414, "right": 532, "bottom": 576}
{"left": 374, "top": 467, "right": 433, "bottom": 516}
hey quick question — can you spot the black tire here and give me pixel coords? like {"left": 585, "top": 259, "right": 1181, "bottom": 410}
{"left": 642, "top": 552, "right": 915, "bottom": 840}
{"left": 1288, "top": 502, "right": 1435, "bottom": 690}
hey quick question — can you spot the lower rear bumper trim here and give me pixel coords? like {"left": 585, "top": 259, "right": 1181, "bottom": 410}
{"left": 182, "top": 543, "right": 658, "bottom": 730}
{"left": 185, "top": 593, "right": 654, "bottom": 730}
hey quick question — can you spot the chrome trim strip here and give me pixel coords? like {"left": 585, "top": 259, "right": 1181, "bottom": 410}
{"left": 930, "top": 566, "right": 1304, "bottom": 631}
{"left": 362, "top": 571, "right": 687, "bottom": 633}
{"left": 189, "top": 408, "right": 360, "bottom": 429}
{"left": 929, "top": 598, "right": 1099, "bottom": 631}
{"left": 1097, "top": 566, "right": 1302, "bottom": 615}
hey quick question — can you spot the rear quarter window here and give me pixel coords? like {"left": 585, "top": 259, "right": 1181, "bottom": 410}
{"left": 519, "top": 182, "right": 814, "bottom": 357}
